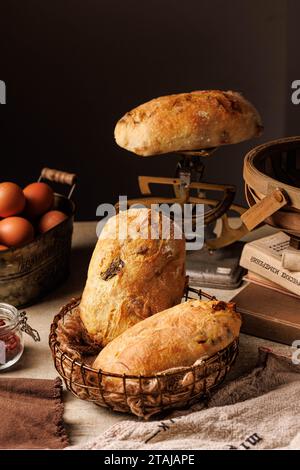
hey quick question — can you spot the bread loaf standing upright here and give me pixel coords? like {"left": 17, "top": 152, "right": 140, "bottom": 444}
{"left": 79, "top": 208, "right": 186, "bottom": 346}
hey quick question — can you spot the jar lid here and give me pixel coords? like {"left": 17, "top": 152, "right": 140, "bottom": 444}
{"left": 0, "top": 303, "right": 19, "bottom": 334}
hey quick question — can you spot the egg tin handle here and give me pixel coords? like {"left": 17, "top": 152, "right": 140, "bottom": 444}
{"left": 38, "top": 168, "right": 77, "bottom": 199}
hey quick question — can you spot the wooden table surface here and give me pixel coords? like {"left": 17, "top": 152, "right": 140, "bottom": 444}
{"left": 3, "top": 221, "right": 290, "bottom": 447}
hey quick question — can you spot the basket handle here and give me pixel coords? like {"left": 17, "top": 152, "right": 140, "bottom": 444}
{"left": 241, "top": 187, "right": 288, "bottom": 230}
{"left": 38, "top": 168, "right": 77, "bottom": 199}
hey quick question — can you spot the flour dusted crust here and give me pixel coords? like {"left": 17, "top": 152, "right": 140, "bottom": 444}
{"left": 93, "top": 299, "right": 241, "bottom": 375}
{"left": 79, "top": 208, "right": 186, "bottom": 346}
{"left": 114, "top": 90, "right": 263, "bottom": 156}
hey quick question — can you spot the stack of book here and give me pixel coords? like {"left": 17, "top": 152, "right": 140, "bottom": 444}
{"left": 232, "top": 231, "right": 300, "bottom": 345}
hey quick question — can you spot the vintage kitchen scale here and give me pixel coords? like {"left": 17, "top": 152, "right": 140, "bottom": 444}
{"left": 113, "top": 143, "right": 257, "bottom": 289}
{"left": 127, "top": 136, "right": 300, "bottom": 280}
{"left": 113, "top": 90, "right": 266, "bottom": 288}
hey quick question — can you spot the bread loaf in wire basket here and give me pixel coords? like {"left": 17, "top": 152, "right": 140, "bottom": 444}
{"left": 50, "top": 289, "right": 240, "bottom": 419}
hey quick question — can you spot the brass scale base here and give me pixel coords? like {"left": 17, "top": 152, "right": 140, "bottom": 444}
{"left": 116, "top": 147, "right": 249, "bottom": 250}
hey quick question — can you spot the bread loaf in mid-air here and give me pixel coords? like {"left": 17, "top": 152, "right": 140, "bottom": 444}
{"left": 114, "top": 90, "right": 263, "bottom": 156}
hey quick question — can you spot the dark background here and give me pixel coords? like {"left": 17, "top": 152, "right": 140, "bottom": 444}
{"left": 0, "top": 0, "right": 299, "bottom": 220}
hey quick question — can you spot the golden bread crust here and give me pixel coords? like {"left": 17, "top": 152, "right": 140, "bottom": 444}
{"left": 79, "top": 208, "right": 186, "bottom": 346}
{"left": 93, "top": 299, "right": 241, "bottom": 375}
{"left": 114, "top": 90, "right": 263, "bottom": 156}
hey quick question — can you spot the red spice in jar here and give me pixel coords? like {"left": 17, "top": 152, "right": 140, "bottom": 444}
{"left": 0, "top": 318, "right": 22, "bottom": 362}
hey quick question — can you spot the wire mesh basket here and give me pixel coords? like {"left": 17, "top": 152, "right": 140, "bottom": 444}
{"left": 49, "top": 287, "right": 239, "bottom": 419}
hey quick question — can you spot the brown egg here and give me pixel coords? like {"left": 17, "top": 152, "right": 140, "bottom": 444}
{"left": 0, "top": 244, "right": 9, "bottom": 251}
{"left": 0, "top": 217, "right": 34, "bottom": 247}
{"left": 38, "top": 210, "right": 68, "bottom": 233}
{"left": 23, "top": 182, "right": 54, "bottom": 218}
{"left": 0, "top": 182, "right": 26, "bottom": 217}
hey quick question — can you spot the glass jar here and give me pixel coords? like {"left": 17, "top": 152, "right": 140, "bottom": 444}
{"left": 0, "top": 303, "right": 40, "bottom": 371}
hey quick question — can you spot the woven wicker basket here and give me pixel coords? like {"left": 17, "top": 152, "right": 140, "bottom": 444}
{"left": 49, "top": 287, "right": 239, "bottom": 419}
{"left": 243, "top": 136, "right": 300, "bottom": 239}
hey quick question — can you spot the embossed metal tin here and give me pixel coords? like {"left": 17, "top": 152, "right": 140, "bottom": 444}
{"left": 0, "top": 193, "right": 75, "bottom": 308}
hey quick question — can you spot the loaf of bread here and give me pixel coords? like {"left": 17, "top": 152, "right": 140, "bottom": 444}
{"left": 79, "top": 208, "right": 186, "bottom": 346}
{"left": 114, "top": 90, "right": 263, "bottom": 156}
{"left": 93, "top": 299, "right": 241, "bottom": 375}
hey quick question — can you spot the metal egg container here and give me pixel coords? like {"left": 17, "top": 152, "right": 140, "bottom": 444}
{"left": 0, "top": 168, "right": 76, "bottom": 308}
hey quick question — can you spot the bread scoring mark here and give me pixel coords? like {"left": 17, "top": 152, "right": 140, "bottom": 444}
{"left": 215, "top": 97, "right": 228, "bottom": 110}
{"left": 197, "top": 339, "right": 206, "bottom": 344}
{"left": 212, "top": 301, "right": 227, "bottom": 311}
{"left": 128, "top": 107, "right": 157, "bottom": 126}
{"left": 214, "top": 93, "right": 243, "bottom": 115}
{"left": 100, "top": 257, "right": 125, "bottom": 281}
{"left": 172, "top": 98, "right": 181, "bottom": 108}
{"left": 229, "top": 98, "right": 242, "bottom": 113}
